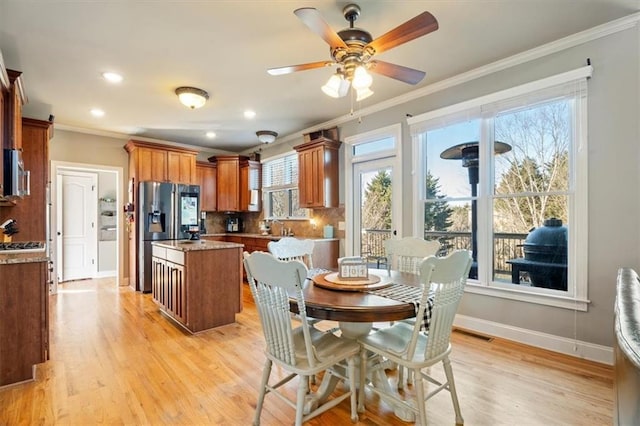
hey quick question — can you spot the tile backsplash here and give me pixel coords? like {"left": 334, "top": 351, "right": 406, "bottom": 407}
{"left": 202, "top": 207, "right": 345, "bottom": 239}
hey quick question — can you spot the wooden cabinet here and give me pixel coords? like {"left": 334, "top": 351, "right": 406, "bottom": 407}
{"left": 0, "top": 259, "right": 48, "bottom": 386}
{"left": 124, "top": 140, "right": 197, "bottom": 185}
{"left": 294, "top": 137, "right": 341, "bottom": 208}
{"left": 196, "top": 161, "right": 217, "bottom": 211}
{"left": 151, "top": 243, "right": 243, "bottom": 332}
{"left": 152, "top": 246, "right": 186, "bottom": 324}
{"left": 209, "top": 155, "right": 261, "bottom": 212}
{"left": 2, "top": 118, "right": 52, "bottom": 239}
{"left": 3, "top": 69, "right": 26, "bottom": 151}
{"left": 167, "top": 151, "right": 196, "bottom": 184}
{"left": 213, "top": 155, "right": 240, "bottom": 212}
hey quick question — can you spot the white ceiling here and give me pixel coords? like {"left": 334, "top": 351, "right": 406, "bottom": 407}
{"left": 1, "top": 1, "right": 638, "bottom": 153}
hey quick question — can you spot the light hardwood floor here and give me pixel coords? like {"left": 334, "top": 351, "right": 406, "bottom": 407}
{"left": 0, "top": 278, "right": 613, "bottom": 425}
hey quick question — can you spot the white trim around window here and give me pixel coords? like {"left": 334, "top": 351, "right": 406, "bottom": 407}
{"left": 409, "top": 67, "right": 591, "bottom": 311}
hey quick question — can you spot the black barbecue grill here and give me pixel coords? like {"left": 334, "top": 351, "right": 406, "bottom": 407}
{"left": 507, "top": 218, "right": 568, "bottom": 290}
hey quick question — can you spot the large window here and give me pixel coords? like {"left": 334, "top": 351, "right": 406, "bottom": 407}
{"left": 262, "top": 153, "right": 308, "bottom": 219}
{"left": 409, "top": 67, "right": 590, "bottom": 309}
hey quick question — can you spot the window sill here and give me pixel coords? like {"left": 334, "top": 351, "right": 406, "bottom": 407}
{"left": 464, "top": 281, "right": 589, "bottom": 311}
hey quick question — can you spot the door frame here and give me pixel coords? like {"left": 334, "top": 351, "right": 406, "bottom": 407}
{"left": 344, "top": 124, "right": 402, "bottom": 257}
{"left": 50, "top": 161, "right": 123, "bottom": 293}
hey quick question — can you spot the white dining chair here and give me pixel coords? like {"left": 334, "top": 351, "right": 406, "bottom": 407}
{"left": 267, "top": 237, "right": 315, "bottom": 268}
{"left": 383, "top": 237, "right": 441, "bottom": 385}
{"left": 243, "top": 251, "right": 360, "bottom": 426}
{"left": 384, "top": 237, "right": 441, "bottom": 275}
{"left": 358, "top": 250, "right": 472, "bottom": 426}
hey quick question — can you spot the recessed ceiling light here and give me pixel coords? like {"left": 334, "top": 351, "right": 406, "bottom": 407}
{"left": 244, "top": 110, "right": 256, "bottom": 119}
{"left": 102, "top": 72, "right": 123, "bottom": 83}
{"left": 90, "top": 108, "right": 105, "bottom": 117}
{"left": 206, "top": 131, "right": 216, "bottom": 139}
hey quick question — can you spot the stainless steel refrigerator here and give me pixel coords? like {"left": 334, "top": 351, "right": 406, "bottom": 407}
{"left": 137, "top": 181, "right": 200, "bottom": 292}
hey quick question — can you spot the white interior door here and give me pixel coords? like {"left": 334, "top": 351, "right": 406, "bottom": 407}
{"left": 57, "top": 171, "right": 98, "bottom": 282}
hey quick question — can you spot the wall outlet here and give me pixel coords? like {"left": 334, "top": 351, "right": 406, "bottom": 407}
{"left": 338, "top": 221, "right": 345, "bottom": 231}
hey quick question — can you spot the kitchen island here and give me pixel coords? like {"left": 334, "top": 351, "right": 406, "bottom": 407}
{"left": 151, "top": 240, "right": 243, "bottom": 333}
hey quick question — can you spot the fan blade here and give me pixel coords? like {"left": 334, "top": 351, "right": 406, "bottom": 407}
{"left": 366, "top": 11, "right": 438, "bottom": 55}
{"left": 294, "top": 7, "right": 348, "bottom": 50}
{"left": 267, "top": 61, "right": 333, "bottom": 76}
{"left": 369, "top": 60, "right": 426, "bottom": 85}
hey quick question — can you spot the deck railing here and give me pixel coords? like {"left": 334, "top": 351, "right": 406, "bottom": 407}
{"left": 360, "top": 229, "right": 528, "bottom": 276}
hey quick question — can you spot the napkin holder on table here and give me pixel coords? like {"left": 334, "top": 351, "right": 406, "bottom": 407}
{"left": 338, "top": 257, "right": 368, "bottom": 280}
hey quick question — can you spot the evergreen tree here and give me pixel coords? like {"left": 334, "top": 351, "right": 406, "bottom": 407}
{"left": 424, "top": 171, "right": 453, "bottom": 232}
{"left": 362, "top": 170, "right": 392, "bottom": 229}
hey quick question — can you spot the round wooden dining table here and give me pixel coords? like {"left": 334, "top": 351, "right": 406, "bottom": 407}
{"left": 290, "top": 269, "right": 420, "bottom": 322}
{"left": 290, "top": 269, "right": 421, "bottom": 339}
{"left": 289, "top": 269, "right": 422, "bottom": 422}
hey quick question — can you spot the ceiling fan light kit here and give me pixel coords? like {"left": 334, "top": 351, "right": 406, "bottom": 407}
{"left": 268, "top": 3, "right": 438, "bottom": 101}
{"left": 355, "top": 87, "right": 374, "bottom": 102}
{"left": 175, "top": 86, "right": 209, "bottom": 109}
{"left": 321, "top": 72, "right": 350, "bottom": 98}
{"left": 256, "top": 130, "right": 278, "bottom": 144}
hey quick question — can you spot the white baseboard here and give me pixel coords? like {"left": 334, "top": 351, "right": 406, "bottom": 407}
{"left": 95, "top": 270, "right": 117, "bottom": 278}
{"left": 454, "top": 314, "right": 613, "bottom": 365}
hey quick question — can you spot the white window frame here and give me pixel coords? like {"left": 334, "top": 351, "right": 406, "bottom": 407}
{"left": 408, "top": 66, "right": 591, "bottom": 311}
{"left": 261, "top": 151, "right": 309, "bottom": 220}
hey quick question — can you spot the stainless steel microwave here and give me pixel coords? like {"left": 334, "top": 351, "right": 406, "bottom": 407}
{"left": 2, "top": 149, "right": 30, "bottom": 200}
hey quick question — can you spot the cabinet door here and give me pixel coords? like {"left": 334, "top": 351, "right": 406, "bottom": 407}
{"left": 137, "top": 148, "right": 167, "bottom": 182}
{"left": 151, "top": 256, "right": 166, "bottom": 306}
{"left": 298, "top": 147, "right": 323, "bottom": 208}
{"left": 167, "top": 151, "right": 196, "bottom": 184}
{"left": 196, "top": 163, "right": 217, "bottom": 211}
{"left": 166, "top": 261, "right": 186, "bottom": 324}
{"left": 216, "top": 158, "right": 240, "bottom": 211}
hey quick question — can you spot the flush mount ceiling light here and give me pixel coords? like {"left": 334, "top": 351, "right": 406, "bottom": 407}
{"left": 175, "top": 86, "right": 209, "bottom": 109}
{"left": 256, "top": 130, "right": 278, "bottom": 144}
{"left": 101, "top": 72, "right": 123, "bottom": 83}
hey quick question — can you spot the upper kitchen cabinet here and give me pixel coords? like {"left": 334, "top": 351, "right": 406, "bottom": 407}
{"left": 124, "top": 140, "right": 197, "bottom": 185}
{"left": 196, "top": 161, "right": 217, "bottom": 212}
{"left": 3, "top": 69, "right": 26, "bottom": 151}
{"left": 5, "top": 118, "right": 52, "bottom": 241}
{"left": 208, "top": 155, "right": 261, "bottom": 212}
{"left": 294, "top": 129, "right": 341, "bottom": 208}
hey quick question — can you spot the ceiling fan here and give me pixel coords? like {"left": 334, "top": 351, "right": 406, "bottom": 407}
{"left": 268, "top": 3, "right": 438, "bottom": 100}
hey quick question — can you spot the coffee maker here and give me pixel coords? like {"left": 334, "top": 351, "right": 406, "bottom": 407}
{"left": 225, "top": 217, "right": 242, "bottom": 233}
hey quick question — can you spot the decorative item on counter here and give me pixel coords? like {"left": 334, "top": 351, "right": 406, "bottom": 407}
{"left": 1, "top": 219, "right": 18, "bottom": 242}
{"left": 323, "top": 224, "right": 334, "bottom": 238}
{"left": 259, "top": 220, "right": 270, "bottom": 235}
{"left": 338, "top": 257, "right": 368, "bottom": 280}
{"left": 200, "top": 211, "right": 207, "bottom": 234}
{"left": 187, "top": 225, "right": 200, "bottom": 240}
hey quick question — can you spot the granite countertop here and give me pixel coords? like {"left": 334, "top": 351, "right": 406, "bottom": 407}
{"left": 0, "top": 251, "right": 49, "bottom": 265}
{"left": 202, "top": 233, "right": 338, "bottom": 242}
{"left": 152, "top": 240, "right": 244, "bottom": 252}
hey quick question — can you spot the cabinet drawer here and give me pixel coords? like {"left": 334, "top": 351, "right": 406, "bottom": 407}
{"left": 166, "top": 248, "right": 185, "bottom": 265}
{"left": 152, "top": 245, "right": 167, "bottom": 259}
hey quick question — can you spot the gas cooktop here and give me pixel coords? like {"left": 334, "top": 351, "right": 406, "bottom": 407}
{"left": 0, "top": 241, "right": 46, "bottom": 253}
